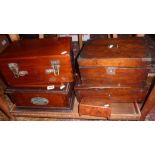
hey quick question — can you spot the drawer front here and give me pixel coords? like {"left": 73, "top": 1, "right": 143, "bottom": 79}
{"left": 0, "top": 56, "right": 73, "bottom": 87}
{"left": 79, "top": 98, "right": 111, "bottom": 118}
{"left": 8, "top": 93, "right": 70, "bottom": 108}
{"left": 80, "top": 67, "right": 148, "bottom": 87}
{"left": 75, "top": 86, "right": 149, "bottom": 103}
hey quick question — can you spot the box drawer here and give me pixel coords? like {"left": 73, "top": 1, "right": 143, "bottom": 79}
{"left": 75, "top": 84, "right": 149, "bottom": 103}
{"left": 6, "top": 83, "right": 74, "bottom": 111}
{"left": 79, "top": 98, "right": 141, "bottom": 120}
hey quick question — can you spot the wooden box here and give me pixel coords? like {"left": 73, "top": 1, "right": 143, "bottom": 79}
{"left": 75, "top": 37, "right": 154, "bottom": 120}
{"left": 78, "top": 38, "right": 151, "bottom": 86}
{"left": 0, "top": 37, "right": 74, "bottom": 87}
{"left": 6, "top": 83, "right": 74, "bottom": 111}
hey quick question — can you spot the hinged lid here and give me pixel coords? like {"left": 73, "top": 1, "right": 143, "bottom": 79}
{"left": 78, "top": 38, "right": 152, "bottom": 67}
{"left": 0, "top": 37, "right": 72, "bottom": 59}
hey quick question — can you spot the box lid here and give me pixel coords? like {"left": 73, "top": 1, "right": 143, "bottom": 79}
{"left": 78, "top": 38, "right": 152, "bottom": 67}
{"left": 0, "top": 37, "right": 72, "bottom": 59}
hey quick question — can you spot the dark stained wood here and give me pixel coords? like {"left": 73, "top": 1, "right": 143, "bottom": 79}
{"left": 80, "top": 38, "right": 147, "bottom": 59}
{"left": 75, "top": 84, "right": 149, "bottom": 103}
{"left": 78, "top": 58, "right": 149, "bottom": 68}
{"left": 79, "top": 67, "right": 148, "bottom": 87}
{"left": 0, "top": 95, "right": 15, "bottom": 120}
{"left": 78, "top": 38, "right": 151, "bottom": 67}
{"left": 6, "top": 83, "right": 74, "bottom": 111}
{"left": 8, "top": 98, "right": 140, "bottom": 121}
{"left": 140, "top": 86, "right": 155, "bottom": 120}
{"left": 0, "top": 37, "right": 74, "bottom": 87}
{"left": 75, "top": 37, "right": 153, "bottom": 120}
{"left": 0, "top": 35, "right": 9, "bottom": 53}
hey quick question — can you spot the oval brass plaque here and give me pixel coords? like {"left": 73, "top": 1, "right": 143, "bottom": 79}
{"left": 31, "top": 97, "right": 49, "bottom": 105}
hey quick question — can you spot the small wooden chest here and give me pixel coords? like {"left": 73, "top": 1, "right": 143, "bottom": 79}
{"left": 0, "top": 37, "right": 74, "bottom": 87}
{"left": 78, "top": 38, "right": 151, "bottom": 87}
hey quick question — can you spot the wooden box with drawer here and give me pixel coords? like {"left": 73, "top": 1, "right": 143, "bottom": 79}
{"left": 0, "top": 37, "right": 75, "bottom": 112}
{"left": 75, "top": 37, "right": 155, "bottom": 120}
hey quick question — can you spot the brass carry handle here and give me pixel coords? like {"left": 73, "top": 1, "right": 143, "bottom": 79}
{"left": 8, "top": 63, "right": 28, "bottom": 78}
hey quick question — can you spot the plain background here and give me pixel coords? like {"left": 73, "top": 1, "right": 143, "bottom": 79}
{"left": 0, "top": 1, "right": 155, "bottom": 155}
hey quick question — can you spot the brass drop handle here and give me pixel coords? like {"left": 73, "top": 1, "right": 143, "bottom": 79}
{"left": 8, "top": 63, "right": 28, "bottom": 78}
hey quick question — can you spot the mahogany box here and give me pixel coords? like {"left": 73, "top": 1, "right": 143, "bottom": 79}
{"left": 75, "top": 37, "right": 155, "bottom": 120}
{"left": 0, "top": 37, "right": 74, "bottom": 87}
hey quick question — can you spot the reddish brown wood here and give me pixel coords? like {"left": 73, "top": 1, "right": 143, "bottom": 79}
{"left": 78, "top": 98, "right": 141, "bottom": 120}
{"left": 79, "top": 67, "right": 148, "bottom": 87}
{"left": 75, "top": 84, "right": 149, "bottom": 103}
{"left": 140, "top": 86, "right": 155, "bottom": 120}
{"left": 79, "top": 98, "right": 111, "bottom": 119}
{"left": 0, "top": 37, "right": 74, "bottom": 87}
{"left": 6, "top": 83, "right": 74, "bottom": 111}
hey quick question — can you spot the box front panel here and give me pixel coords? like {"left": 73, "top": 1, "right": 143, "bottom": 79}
{"left": 8, "top": 92, "right": 70, "bottom": 108}
{"left": 0, "top": 56, "right": 73, "bottom": 87}
{"left": 75, "top": 86, "right": 149, "bottom": 103}
{"left": 80, "top": 67, "right": 148, "bottom": 87}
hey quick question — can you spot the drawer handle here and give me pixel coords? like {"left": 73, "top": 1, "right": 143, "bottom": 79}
{"left": 8, "top": 63, "right": 28, "bottom": 78}
{"left": 31, "top": 97, "right": 49, "bottom": 105}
